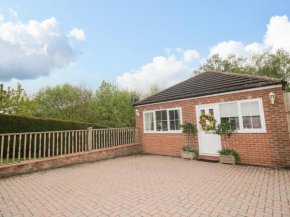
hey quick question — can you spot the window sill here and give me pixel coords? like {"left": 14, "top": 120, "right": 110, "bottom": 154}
{"left": 236, "top": 129, "right": 266, "bottom": 134}
{"left": 144, "top": 131, "right": 183, "bottom": 134}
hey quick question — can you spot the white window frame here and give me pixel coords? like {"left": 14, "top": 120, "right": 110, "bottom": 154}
{"left": 143, "top": 107, "right": 183, "bottom": 133}
{"left": 219, "top": 98, "right": 266, "bottom": 133}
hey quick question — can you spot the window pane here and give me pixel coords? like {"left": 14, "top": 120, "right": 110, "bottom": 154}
{"left": 252, "top": 116, "right": 262, "bottom": 128}
{"left": 157, "top": 121, "right": 168, "bottom": 131}
{"left": 221, "top": 117, "right": 230, "bottom": 123}
{"left": 242, "top": 116, "right": 252, "bottom": 129}
{"left": 145, "top": 121, "right": 154, "bottom": 131}
{"left": 209, "top": 109, "right": 214, "bottom": 115}
{"left": 241, "top": 102, "right": 251, "bottom": 116}
{"left": 170, "top": 120, "right": 175, "bottom": 130}
{"left": 250, "top": 101, "right": 260, "bottom": 116}
{"left": 169, "top": 110, "right": 180, "bottom": 131}
{"left": 162, "top": 121, "right": 168, "bottom": 131}
{"left": 156, "top": 110, "right": 167, "bottom": 121}
{"left": 228, "top": 103, "right": 238, "bottom": 117}
{"left": 221, "top": 117, "right": 239, "bottom": 130}
{"left": 175, "top": 110, "right": 180, "bottom": 120}
{"left": 156, "top": 111, "right": 161, "bottom": 121}
{"left": 241, "top": 101, "right": 262, "bottom": 130}
{"left": 175, "top": 120, "right": 180, "bottom": 130}
{"left": 145, "top": 113, "right": 154, "bottom": 131}
{"left": 201, "top": 109, "right": 205, "bottom": 115}
{"left": 145, "top": 112, "right": 153, "bottom": 122}
{"left": 169, "top": 110, "right": 174, "bottom": 121}
{"left": 162, "top": 110, "right": 167, "bottom": 120}
{"left": 220, "top": 104, "right": 228, "bottom": 118}
{"left": 229, "top": 117, "right": 240, "bottom": 130}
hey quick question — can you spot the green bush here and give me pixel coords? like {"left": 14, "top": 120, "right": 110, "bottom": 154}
{"left": 0, "top": 114, "right": 107, "bottom": 162}
{"left": 218, "top": 149, "right": 240, "bottom": 162}
{"left": 0, "top": 114, "right": 107, "bottom": 134}
{"left": 181, "top": 146, "right": 199, "bottom": 156}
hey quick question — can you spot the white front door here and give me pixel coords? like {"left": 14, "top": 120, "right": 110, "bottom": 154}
{"left": 196, "top": 104, "right": 221, "bottom": 156}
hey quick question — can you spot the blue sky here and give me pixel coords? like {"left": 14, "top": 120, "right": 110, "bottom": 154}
{"left": 0, "top": 0, "right": 290, "bottom": 94}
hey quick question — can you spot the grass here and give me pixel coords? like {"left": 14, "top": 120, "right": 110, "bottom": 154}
{"left": 1, "top": 158, "right": 25, "bottom": 165}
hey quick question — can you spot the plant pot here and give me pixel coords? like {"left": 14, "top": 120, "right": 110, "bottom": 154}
{"left": 181, "top": 151, "right": 196, "bottom": 160}
{"left": 219, "top": 154, "right": 236, "bottom": 165}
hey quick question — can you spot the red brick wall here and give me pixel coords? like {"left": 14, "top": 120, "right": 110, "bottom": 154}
{"left": 135, "top": 87, "right": 290, "bottom": 167}
{"left": 0, "top": 143, "right": 142, "bottom": 178}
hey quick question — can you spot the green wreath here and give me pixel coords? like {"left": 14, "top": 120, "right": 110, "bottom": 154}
{"left": 199, "top": 113, "right": 217, "bottom": 131}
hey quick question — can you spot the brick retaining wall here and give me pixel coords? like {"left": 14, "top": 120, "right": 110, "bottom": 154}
{"left": 0, "top": 143, "right": 141, "bottom": 178}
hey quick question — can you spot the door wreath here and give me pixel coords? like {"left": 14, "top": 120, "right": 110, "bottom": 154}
{"left": 199, "top": 113, "right": 217, "bottom": 131}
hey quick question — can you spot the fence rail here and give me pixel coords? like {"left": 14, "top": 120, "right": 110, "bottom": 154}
{"left": 283, "top": 92, "right": 290, "bottom": 138}
{"left": 0, "top": 127, "right": 138, "bottom": 165}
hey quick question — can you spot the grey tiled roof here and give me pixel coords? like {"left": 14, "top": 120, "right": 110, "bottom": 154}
{"left": 134, "top": 71, "right": 285, "bottom": 106}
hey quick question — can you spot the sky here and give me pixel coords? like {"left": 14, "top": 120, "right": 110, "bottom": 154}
{"left": 0, "top": 0, "right": 290, "bottom": 95}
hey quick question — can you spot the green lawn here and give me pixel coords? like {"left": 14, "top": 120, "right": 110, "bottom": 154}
{"left": 1, "top": 158, "right": 25, "bottom": 165}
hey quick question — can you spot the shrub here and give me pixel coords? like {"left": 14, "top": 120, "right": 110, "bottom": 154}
{"left": 181, "top": 146, "right": 199, "bottom": 156}
{"left": 0, "top": 114, "right": 107, "bottom": 161}
{"left": 0, "top": 114, "right": 106, "bottom": 134}
{"left": 218, "top": 149, "right": 240, "bottom": 162}
{"left": 180, "top": 122, "right": 197, "bottom": 148}
{"left": 213, "top": 121, "right": 237, "bottom": 149}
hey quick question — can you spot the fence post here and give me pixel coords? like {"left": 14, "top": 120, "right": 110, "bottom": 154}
{"left": 135, "top": 127, "right": 139, "bottom": 143}
{"left": 87, "top": 127, "right": 93, "bottom": 151}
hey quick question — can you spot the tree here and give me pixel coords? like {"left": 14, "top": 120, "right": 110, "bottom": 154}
{"left": 213, "top": 122, "right": 236, "bottom": 149}
{"left": 180, "top": 122, "right": 197, "bottom": 148}
{"left": 145, "top": 84, "right": 162, "bottom": 98}
{"left": 195, "top": 49, "right": 290, "bottom": 91}
{"left": 88, "top": 81, "right": 139, "bottom": 127}
{"left": 0, "top": 84, "right": 35, "bottom": 115}
{"left": 34, "top": 83, "right": 93, "bottom": 122}
{"left": 150, "top": 84, "right": 162, "bottom": 95}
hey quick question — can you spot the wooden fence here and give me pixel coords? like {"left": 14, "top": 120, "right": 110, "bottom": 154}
{"left": 0, "top": 127, "right": 138, "bottom": 165}
{"left": 283, "top": 92, "right": 290, "bottom": 138}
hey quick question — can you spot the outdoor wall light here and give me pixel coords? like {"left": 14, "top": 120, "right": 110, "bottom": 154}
{"left": 269, "top": 92, "right": 275, "bottom": 104}
{"left": 135, "top": 109, "right": 140, "bottom": 116}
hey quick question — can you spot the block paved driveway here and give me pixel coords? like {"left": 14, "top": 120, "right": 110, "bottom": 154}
{"left": 0, "top": 155, "right": 290, "bottom": 217}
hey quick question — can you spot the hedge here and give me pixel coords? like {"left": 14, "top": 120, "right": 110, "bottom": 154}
{"left": 0, "top": 114, "right": 107, "bottom": 134}
{"left": 0, "top": 114, "right": 108, "bottom": 161}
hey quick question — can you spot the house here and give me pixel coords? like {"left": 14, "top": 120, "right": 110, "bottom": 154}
{"left": 134, "top": 71, "right": 290, "bottom": 167}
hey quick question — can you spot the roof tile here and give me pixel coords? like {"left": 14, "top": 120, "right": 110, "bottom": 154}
{"left": 134, "top": 71, "right": 284, "bottom": 106}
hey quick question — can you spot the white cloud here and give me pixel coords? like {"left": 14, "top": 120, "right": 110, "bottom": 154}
{"left": 176, "top": 47, "right": 183, "bottom": 53}
{"left": 117, "top": 15, "right": 290, "bottom": 93}
{"left": 0, "top": 16, "right": 85, "bottom": 81}
{"left": 209, "top": 15, "right": 290, "bottom": 58}
{"left": 117, "top": 55, "right": 193, "bottom": 93}
{"left": 209, "top": 41, "right": 254, "bottom": 58}
{"left": 9, "top": 8, "right": 18, "bottom": 18}
{"left": 244, "top": 42, "right": 265, "bottom": 54}
{"left": 0, "top": 15, "right": 3, "bottom": 23}
{"left": 183, "top": 49, "right": 200, "bottom": 62}
{"left": 264, "top": 15, "right": 290, "bottom": 52}
{"left": 69, "top": 28, "right": 86, "bottom": 41}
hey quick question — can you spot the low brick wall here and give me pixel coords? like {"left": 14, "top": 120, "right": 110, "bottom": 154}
{"left": 0, "top": 143, "right": 141, "bottom": 178}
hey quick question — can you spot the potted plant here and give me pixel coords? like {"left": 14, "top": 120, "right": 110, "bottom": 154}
{"left": 213, "top": 121, "right": 239, "bottom": 165}
{"left": 180, "top": 122, "right": 198, "bottom": 160}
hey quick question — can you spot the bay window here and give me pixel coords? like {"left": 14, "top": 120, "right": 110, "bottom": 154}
{"left": 144, "top": 108, "right": 182, "bottom": 133}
